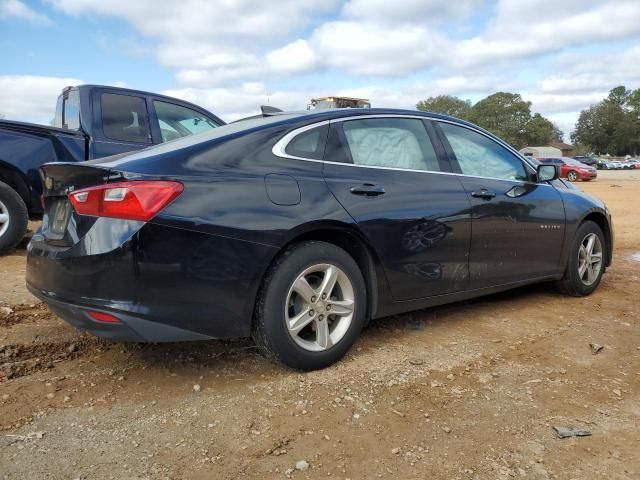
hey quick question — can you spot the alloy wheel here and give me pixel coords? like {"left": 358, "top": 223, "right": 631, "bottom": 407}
{"left": 285, "top": 263, "right": 355, "bottom": 352}
{"left": 567, "top": 171, "right": 577, "bottom": 181}
{"left": 577, "top": 233, "right": 603, "bottom": 286}
{"left": 0, "top": 200, "right": 9, "bottom": 238}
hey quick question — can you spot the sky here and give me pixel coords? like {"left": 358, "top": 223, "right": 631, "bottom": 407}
{"left": 1, "top": 0, "right": 640, "bottom": 141}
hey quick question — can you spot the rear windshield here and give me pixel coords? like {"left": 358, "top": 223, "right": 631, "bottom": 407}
{"left": 104, "top": 113, "right": 303, "bottom": 163}
{"left": 565, "top": 158, "right": 585, "bottom": 166}
{"left": 54, "top": 89, "right": 81, "bottom": 130}
{"left": 63, "top": 89, "right": 81, "bottom": 130}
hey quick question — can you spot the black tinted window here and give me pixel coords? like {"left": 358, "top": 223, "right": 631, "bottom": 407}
{"left": 342, "top": 118, "right": 441, "bottom": 172}
{"left": 439, "top": 123, "right": 527, "bottom": 181}
{"left": 285, "top": 124, "right": 328, "bottom": 160}
{"left": 101, "top": 93, "right": 149, "bottom": 143}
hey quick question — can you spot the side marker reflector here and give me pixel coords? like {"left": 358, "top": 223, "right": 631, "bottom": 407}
{"left": 87, "top": 311, "right": 120, "bottom": 323}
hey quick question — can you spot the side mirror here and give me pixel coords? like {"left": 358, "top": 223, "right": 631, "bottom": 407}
{"left": 537, "top": 164, "right": 559, "bottom": 182}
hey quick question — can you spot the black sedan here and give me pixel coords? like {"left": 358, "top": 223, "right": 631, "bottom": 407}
{"left": 27, "top": 109, "right": 614, "bottom": 370}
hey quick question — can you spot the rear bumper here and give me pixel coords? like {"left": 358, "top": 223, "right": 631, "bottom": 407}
{"left": 26, "top": 219, "right": 277, "bottom": 341}
{"left": 27, "top": 283, "right": 214, "bottom": 342}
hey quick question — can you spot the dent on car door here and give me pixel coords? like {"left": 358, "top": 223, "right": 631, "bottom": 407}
{"left": 322, "top": 117, "right": 472, "bottom": 301}
{"left": 435, "top": 122, "right": 566, "bottom": 287}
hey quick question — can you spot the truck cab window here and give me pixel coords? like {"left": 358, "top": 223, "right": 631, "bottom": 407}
{"left": 101, "top": 93, "right": 149, "bottom": 143}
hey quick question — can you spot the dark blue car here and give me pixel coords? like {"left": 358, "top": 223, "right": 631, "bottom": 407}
{"left": 26, "top": 109, "right": 614, "bottom": 370}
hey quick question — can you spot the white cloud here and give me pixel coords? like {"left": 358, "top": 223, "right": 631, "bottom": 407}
{"left": 0, "top": 75, "right": 83, "bottom": 124}
{"left": 541, "top": 46, "right": 640, "bottom": 94}
{"left": 50, "top": 0, "right": 336, "bottom": 40}
{"left": 544, "top": 111, "right": 582, "bottom": 139}
{"left": 523, "top": 91, "right": 609, "bottom": 115}
{"left": 163, "top": 83, "right": 316, "bottom": 122}
{"left": 430, "top": 75, "right": 519, "bottom": 95}
{"left": 48, "top": 0, "right": 339, "bottom": 87}
{"left": 342, "top": 0, "right": 481, "bottom": 24}
{"left": 452, "top": 0, "right": 640, "bottom": 67}
{"left": 310, "top": 21, "right": 449, "bottom": 76}
{"left": 0, "top": 0, "right": 52, "bottom": 25}
{"left": 266, "top": 40, "right": 317, "bottom": 75}
{"left": 6, "top": 0, "right": 640, "bottom": 139}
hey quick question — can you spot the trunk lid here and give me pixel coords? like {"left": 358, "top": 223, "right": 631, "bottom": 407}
{"left": 39, "top": 163, "right": 120, "bottom": 245}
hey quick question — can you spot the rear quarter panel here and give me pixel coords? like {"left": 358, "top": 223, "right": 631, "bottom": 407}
{"left": 89, "top": 124, "right": 365, "bottom": 334}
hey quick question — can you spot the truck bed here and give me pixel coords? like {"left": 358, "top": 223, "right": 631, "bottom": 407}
{"left": 0, "top": 119, "right": 85, "bottom": 139}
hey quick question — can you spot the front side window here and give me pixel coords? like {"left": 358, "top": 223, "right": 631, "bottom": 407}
{"left": 439, "top": 123, "right": 527, "bottom": 181}
{"left": 101, "top": 93, "right": 149, "bottom": 143}
{"left": 341, "top": 118, "right": 441, "bottom": 172}
{"left": 154, "top": 101, "right": 219, "bottom": 142}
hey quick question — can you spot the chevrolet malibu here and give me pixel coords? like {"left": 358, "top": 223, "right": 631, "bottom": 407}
{"left": 27, "top": 109, "right": 614, "bottom": 370}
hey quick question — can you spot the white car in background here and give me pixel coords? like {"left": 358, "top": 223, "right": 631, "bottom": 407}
{"left": 599, "top": 160, "right": 624, "bottom": 170}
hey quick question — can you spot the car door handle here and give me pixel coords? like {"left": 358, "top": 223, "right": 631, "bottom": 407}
{"left": 350, "top": 184, "right": 385, "bottom": 196}
{"left": 471, "top": 189, "right": 496, "bottom": 200}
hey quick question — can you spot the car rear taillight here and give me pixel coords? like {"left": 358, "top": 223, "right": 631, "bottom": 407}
{"left": 69, "top": 180, "right": 183, "bottom": 221}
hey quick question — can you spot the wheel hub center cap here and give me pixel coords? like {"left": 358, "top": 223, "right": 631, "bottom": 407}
{"left": 315, "top": 300, "right": 326, "bottom": 313}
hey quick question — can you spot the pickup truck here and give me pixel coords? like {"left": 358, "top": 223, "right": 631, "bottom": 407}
{"left": 0, "top": 84, "right": 224, "bottom": 253}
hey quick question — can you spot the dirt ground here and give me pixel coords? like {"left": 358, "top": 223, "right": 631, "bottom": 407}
{"left": 1, "top": 170, "right": 639, "bottom": 480}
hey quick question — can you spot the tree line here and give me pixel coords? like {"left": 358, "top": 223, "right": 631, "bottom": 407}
{"left": 416, "top": 86, "right": 640, "bottom": 155}
{"left": 571, "top": 86, "right": 640, "bottom": 156}
{"left": 416, "top": 92, "right": 563, "bottom": 150}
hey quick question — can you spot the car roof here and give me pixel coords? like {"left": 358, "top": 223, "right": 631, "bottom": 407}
{"left": 92, "top": 108, "right": 503, "bottom": 168}
{"left": 73, "top": 84, "right": 222, "bottom": 119}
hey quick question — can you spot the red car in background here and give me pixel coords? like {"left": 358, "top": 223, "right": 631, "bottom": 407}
{"left": 537, "top": 157, "right": 598, "bottom": 181}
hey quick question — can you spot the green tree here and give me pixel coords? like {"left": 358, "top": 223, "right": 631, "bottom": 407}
{"left": 607, "top": 85, "right": 630, "bottom": 106}
{"left": 465, "top": 92, "right": 532, "bottom": 148}
{"left": 572, "top": 86, "right": 640, "bottom": 155}
{"left": 416, "top": 95, "right": 471, "bottom": 118}
{"left": 525, "top": 113, "right": 562, "bottom": 146}
{"left": 416, "top": 91, "right": 566, "bottom": 148}
{"left": 627, "top": 88, "right": 640, "bottom": 114}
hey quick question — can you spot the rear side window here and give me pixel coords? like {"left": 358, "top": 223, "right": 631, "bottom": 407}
{"left": 101, "top": 93, "right": 149, "bottom": 143}
{"left": 62, "top": 89, "right": 81, "bottom": 130}
{"left": 285, "top": 124, "right": 328, "bottom": 160}
{"left": 341, "top": 118, "right": 441, "bottom": 172}
{"left": 439, "top": 123, "right": 527, "bottom": 181}
{"left": 154, "top": 101, "right": 219, "bottom": 142}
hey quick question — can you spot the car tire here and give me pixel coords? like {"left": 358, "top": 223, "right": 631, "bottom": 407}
{"left": 252, "top": 240, "right": 367, "bottom": 371}
{"left": 0, "top": 181, "right": 28, "bottom": 254}
{"left": 567, "top": 170, "right": 578, "bottom": 182}
{"left": 555, "top": 221, "right": 606, "bottom": 297}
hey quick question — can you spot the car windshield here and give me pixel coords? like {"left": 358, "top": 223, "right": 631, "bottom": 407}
{"left": 565, "top": 158, "right": 586, "bottom": 166}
